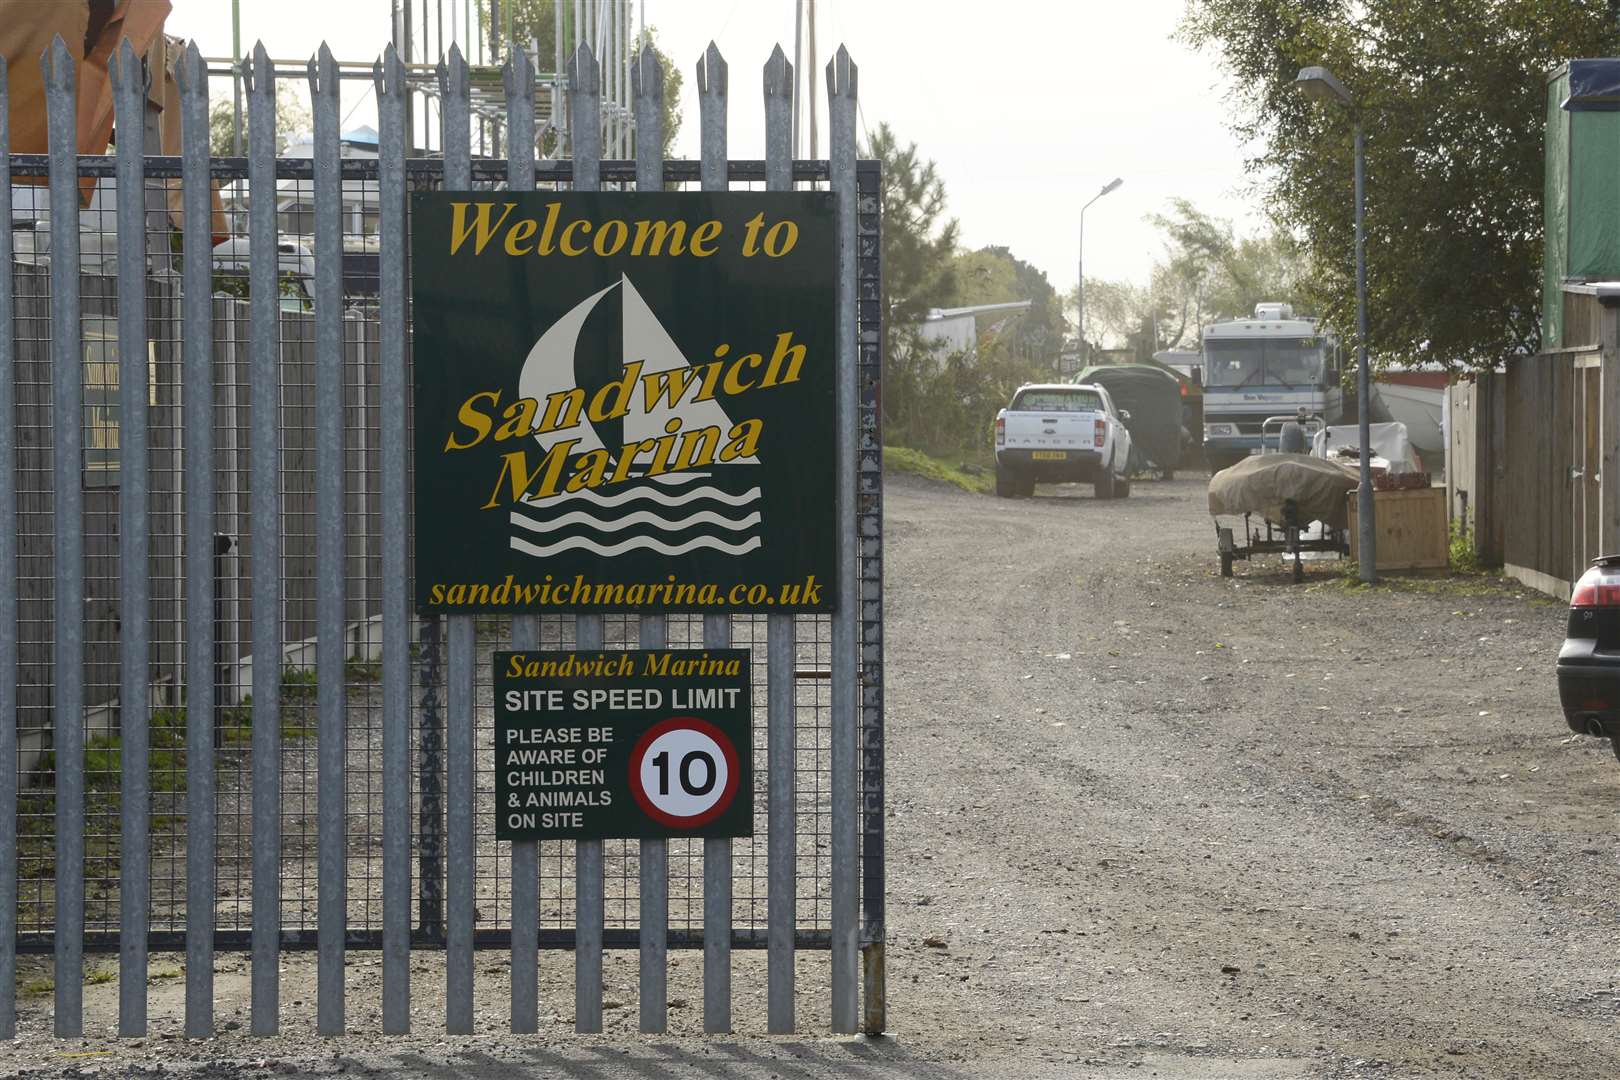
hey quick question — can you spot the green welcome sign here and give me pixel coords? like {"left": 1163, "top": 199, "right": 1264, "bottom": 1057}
{"left": 410, "top": 192, "right": 838, "bottom": 613}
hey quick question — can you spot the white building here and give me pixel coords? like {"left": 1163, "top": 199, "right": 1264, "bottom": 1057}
{"left": 920, "top": 300, "right": 1033, "bottom": 367}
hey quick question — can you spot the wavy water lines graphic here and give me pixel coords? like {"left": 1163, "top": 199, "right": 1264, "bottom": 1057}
{"left": 511, "top": 533, "right": 763, "bottom": 558}
{"left": 517, "top": 484, "right": 761, "bottom": 510}
{"left": 510, "top": 508, "right": 762, "bottom": 535}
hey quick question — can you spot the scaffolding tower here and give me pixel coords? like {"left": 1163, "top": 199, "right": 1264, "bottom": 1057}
{"left": 218, "top": 0, "right": 642, "bottom": 161}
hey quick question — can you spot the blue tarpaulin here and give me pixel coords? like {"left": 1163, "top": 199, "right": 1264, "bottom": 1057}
{"left": 1564, "top": 59, "right": 1620, "bottom": 111}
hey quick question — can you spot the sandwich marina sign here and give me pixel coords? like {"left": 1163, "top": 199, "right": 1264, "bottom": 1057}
{"left": 411, "top": 191, "right": 838, "bottom": 613}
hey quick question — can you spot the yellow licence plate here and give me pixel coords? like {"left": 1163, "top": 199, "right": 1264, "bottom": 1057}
{"left": 1031, "top": 450, "right": 1067, "bottom": 461}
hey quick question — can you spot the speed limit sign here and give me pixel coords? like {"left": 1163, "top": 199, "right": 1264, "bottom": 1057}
{"left": 629, "top": 717, "right": 742, "bottom": 829}
{"left": 493, "top": 648, "right": 752, "bottom": 841}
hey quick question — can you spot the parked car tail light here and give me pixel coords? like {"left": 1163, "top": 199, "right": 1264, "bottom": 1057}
{"left": 1571, "top": 562, "right": 1620, "bottom": 607}
{"left": 995, "top": 416, "right": 1005, "bottom": 447}
{"left": 1094, "top": 419, "right": 1106, "bottom": 447}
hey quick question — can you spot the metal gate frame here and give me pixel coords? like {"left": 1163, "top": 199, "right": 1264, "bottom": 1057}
{"left": 0, "top": 31, "right": 884, "bottom": 1039}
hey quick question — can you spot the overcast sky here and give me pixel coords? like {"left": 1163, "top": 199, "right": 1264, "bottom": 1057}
{"left": 163, "top": 0, "right": 1264, "bottom": 296}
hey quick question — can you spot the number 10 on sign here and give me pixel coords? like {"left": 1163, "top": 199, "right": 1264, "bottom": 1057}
{"left": 632, "top": 717, "right": 742, "bottom": 828}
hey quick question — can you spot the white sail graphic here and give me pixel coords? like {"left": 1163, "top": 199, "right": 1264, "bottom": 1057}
{"left": 509, "top": 273, "right": 762, "bottom": 560}
{"left": 516, "top": 279, "right": 615, "bottom": 456}
{"left": 621, "top": 275, "right": 759, "bottom": 462}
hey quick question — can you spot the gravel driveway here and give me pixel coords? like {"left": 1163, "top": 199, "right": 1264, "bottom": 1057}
{"left": 0, "top": 471, "right": 1614, "bottom": 1079}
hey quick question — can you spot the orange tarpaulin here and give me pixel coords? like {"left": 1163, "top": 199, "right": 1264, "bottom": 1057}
{"left": 2, "top": 0, "right": 227, "bottom": 245}
{"left": 79, "top": 0, "right": 172, "bottom": 161}
{"left": 0, "top": 0, "right": 90, "bottom": 156}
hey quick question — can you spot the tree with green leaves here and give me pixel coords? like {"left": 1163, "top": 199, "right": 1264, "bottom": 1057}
{"left": 209, "top": 87, "right": 310, "bottom": 157}
{"left": 868, "top": 123, "right": 963, "bottom": 446}
{"left": 1149, "top": 199, "right": 1306, "bottom": 325}
{"left": 1070, "top": 201, "right": 1305, "bottom": 354}
{"left": 871, "top": 123, "right": 958, "bottom": 333}
{"left": 1181, "top": 0, "right": 1620, "bottom": 369}
{"left": 952, "top": 245, "right": 1068, "bottom": 369}
{"left": 482, "top": 0, "right": 682, "bottom": 158}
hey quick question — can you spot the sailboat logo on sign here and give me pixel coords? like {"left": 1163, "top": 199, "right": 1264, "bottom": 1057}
{"left": 507, "top": 274, "right": 763, "bottom": 560}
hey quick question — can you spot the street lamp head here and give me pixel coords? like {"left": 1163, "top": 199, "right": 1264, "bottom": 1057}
{"left": 1295, "top": 65, "right": 1353, "bottom": 108}
{"left": 1101, "top": 177, "right": 1123, "bottom": 196}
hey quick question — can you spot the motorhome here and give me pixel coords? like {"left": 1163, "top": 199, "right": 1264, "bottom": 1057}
{"left": 1201, "top": 302, "right": 1344, "bottom": 472}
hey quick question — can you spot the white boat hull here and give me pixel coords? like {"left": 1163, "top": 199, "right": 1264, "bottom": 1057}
{"left": 1371, "top": 382, "right": 1445, "bottom": 465}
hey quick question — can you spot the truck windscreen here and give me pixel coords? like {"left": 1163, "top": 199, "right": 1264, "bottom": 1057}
{"left": 1205, "top": 338, "right": 1325, "bottom": 388}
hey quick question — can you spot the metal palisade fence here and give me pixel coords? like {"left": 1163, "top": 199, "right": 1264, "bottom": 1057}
{"left": 0, "top": 33, "right": 884, "bottom": 1039}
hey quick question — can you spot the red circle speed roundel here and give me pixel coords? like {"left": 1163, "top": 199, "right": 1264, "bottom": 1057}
{"left": 628, "top": 716, "right": 742, "bottom": 829}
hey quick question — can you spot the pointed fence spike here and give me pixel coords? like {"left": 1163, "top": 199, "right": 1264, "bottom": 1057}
{"left": 111, "top": 37, "right": 136, "bottom": 91}
{"left": 568, "top": 43, "right": 599, "bottom": 94}
{"left": 764, "top": 45, "right": 792, "bottom": 99}
{"left": 41, "top": 34, "right": 74, "bottom": 89}
{"left": 377, "top": 42, "right": 406, "bottom": 98}
{"left": 633, "top": 46, "right": 661, "bottom": 102}
{"left": 170, "top": 40, "right": 205, "bottom": 94}
{"left": 309, "top": 42, "right": 339, "bottom": 93}
{"left": 251, "top": 40, "right": 272, "bottom": 91}
{"left": 438, "top": 43, "right": 469, "bottom": 98}
{"left": 503, "top": 43, "right": 533, "bottom": 100}
{"left": 825, "top": 44, "right": 857, "bottom": 99}
{"left": 701, "top": 41, "right": 728, "bottom": 96}
{"left": 696, "top": 42, "right": 729, "bottom": 97}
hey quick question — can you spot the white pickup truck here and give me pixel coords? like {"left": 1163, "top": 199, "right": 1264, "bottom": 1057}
{"left": 993, "top": 382, "right": 1134, "bottom": 499}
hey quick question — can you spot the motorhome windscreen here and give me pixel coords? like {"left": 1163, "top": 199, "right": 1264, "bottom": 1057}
{"left": 1206, "top": 338, "right": 1325, "bottom": 388}
{"left": 1012, "top": 388, "right": 1104, "bottom": 411}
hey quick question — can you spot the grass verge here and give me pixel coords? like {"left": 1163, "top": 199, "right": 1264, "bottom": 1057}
{"left": 19, "top": 667, "right": 322, "bottom": 885}
{"left": 883, "top": 445, "right": 993, "bottom": 495}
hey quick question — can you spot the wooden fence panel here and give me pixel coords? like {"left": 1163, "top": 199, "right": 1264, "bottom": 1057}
{"left": 1503, "top": 354, "right": 1579, "bottom": 594}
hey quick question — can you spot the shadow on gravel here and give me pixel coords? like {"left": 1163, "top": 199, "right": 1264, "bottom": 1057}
{"left": 381, "top": 1038, "right": 959, "bottom": 1080}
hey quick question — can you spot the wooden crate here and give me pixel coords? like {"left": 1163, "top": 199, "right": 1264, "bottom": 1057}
{"left": 1347, "top": 486, "right": 1449, "bottom": 572}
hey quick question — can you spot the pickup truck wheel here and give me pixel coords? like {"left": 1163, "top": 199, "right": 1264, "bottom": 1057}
{"left": 994, "top": 465, "right": 1017, "bottom": 498}
{"left": 1094, "top": 462, "right": 1117, "bottom": 500}
{"left": 1220, "top": 551, "right": 1234, "bottom": 577}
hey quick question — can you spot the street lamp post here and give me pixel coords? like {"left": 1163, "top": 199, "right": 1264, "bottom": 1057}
{"left": 1295, "top": 65, "right": 1375, "bottom": 584}
{"left": 1077, "top": 177, "right": 1122, "bottom": 368}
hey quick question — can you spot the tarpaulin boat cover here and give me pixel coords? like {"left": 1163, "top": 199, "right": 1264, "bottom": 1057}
{"left": 1074, "top": 364, "right": 1183, "bottom": 470}
{"left": 1208, "top": 453, "right": 1357, "bottom": 529}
